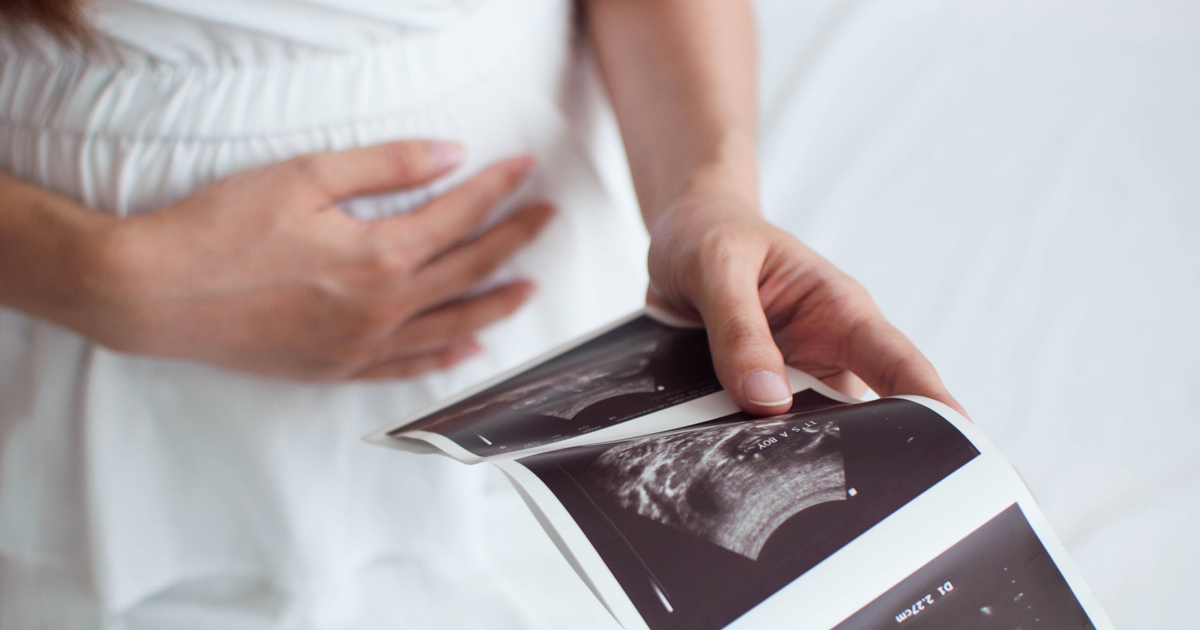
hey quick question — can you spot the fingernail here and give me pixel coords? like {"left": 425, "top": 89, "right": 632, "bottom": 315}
{"left": 430, "top": 141, "right": 464, "bottom": 169}
{"left": 742, "top": 370, "right": 792, "bottom": 407}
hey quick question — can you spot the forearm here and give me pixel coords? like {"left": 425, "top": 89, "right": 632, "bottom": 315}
{"left": 584, "top": 0, "right": 759, "bottom": 232}
{"left": 0, "top": 172, "right": 118, "bottom": 330}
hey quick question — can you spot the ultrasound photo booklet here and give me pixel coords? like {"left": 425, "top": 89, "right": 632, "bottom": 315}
{"left": 365, "top": 309, "right": 1112, "bottom": 630}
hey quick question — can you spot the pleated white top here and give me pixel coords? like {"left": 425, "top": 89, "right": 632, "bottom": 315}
{"left": 0, "top": 1, "right": 643, "bottom": 627}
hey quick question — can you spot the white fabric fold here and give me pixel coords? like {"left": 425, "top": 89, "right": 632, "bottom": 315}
{"left": 0, "top": 1, "right": 639, "bottom": 627}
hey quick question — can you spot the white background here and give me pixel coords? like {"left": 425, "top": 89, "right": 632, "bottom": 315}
{"left": 754, "top": 1, "right": 1199, "bottom": 628}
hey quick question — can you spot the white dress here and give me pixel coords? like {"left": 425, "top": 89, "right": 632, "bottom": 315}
{"left": 0, "top": 1, "right": 645, "bottom": 627}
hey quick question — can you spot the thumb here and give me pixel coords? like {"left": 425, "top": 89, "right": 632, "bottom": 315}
{"left": 690, "top": 270, "right": 793, "bottom": 415}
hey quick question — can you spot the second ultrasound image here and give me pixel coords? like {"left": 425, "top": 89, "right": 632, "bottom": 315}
{"left": 519, "top": 394, "right": 981, "bottom": 630}
{"left": 832, "top": 503, "right": 1094, "bottom": 630}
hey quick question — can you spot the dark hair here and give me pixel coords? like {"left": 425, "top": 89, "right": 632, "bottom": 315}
{"left": 0, "top": 0, "right": 88, "bottom": 40}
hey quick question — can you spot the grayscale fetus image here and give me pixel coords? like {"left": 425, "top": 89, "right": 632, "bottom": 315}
{"left": 590, "top": 414, "right": 846, "bottom": 559}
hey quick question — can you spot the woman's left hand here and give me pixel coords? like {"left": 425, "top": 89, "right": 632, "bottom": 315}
{"left": 584, "top": 0, "right": 961, "bottom": 417}
{"left": 646, "top": 193, "right": 967, "bottom": 418}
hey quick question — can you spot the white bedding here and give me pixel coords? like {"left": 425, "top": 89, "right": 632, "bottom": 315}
{"left": 754, "top": 1, "right": 1200, "bottom": 628}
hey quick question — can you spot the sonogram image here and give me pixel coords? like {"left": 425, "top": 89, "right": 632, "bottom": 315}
{"left": 591, "top": 415, "right": 846, "bottom": 560}
{"left": 435, "top": 327, "right": 661, "bottom": 423}
{"left": 832, "top": 504, "right": 1094, "bottom": 630}
{"left": 393, "top": 315, "right": 722, "bottom": 457}
{"left": 518, "top": 396, "right": 980, "bottom": 630}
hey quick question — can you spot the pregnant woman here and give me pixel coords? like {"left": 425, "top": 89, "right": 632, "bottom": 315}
{"left": 0, "top": 0, "right": 962, "bottom": 627}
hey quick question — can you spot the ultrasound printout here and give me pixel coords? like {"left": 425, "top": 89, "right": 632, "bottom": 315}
{"left": 517, "top": 396, "right": 980, "bottom": 630}
{"left": 833, "top": 504, "right": 1094, "bottom": 630}
{"left": 392, "top": 315, "right": 722, "bottom": 458}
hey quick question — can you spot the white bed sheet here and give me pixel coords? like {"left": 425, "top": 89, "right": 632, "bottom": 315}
{"left": 754, "top": 1, "right": 1200, "bottom": 628}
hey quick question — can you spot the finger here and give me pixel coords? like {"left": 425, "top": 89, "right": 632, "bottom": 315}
{"left": 388, "top": 281, "right": 534, "bottom": 355}
{"left": 374, "top": 156, "right": 535, "bottom": 264}
{"left": 294, "top": 139, "right": 464, "bottom": 200}
{"left": 414, "top": 203, "right": 554, "bottom": 305}
{"left": 845, "top": 318, "right": 969, "bottom": 418}
{"left": 820, "top": 370, "right": 870, "bottom": 400}
{"left": 354, "top": 339, "right": 483, "bottom": 380}
{"left": 695, "top": 259, "right": 794, "bottom": 415}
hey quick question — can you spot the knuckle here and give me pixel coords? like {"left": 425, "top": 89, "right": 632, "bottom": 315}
{"left": 476, "top": 161, "right": 523, "bottom": 197}
{"left": 876, "top": 354, "right": 911, "bottom": 393}
{"left": 825, "top": 278, "right": 876, "bottom": 322}
{"left": 453, "top": 250, "right": 501, "bottom": 285}
{"left": 381, "top": 143, "right": 425, "bottom": 182}
{"left": 289, "top": 154, "right": 335, "bottom": 198}
{"left": 436, "top": 306, "right": 471, "bottom": 333}
{"left": 353, "top": 301, "right": 403, "bottom": 334}
{"left": 696, "top": 229, "right": 744, "bottom": 265}
{"left": 461, "top": 300, "right": 503, "bottom": 330}
{"left": 717, "top": 313, "right": 769, "bottom": 350}
{"left": 364, "top": 246, "right": 415, "bottom": 277}
{"left": 463, "top": 177, "right": 503, "bottom": 208}
{"left": 491, "top": 160, "right": 525, "bottom": 189}
{"left": 693, "top": 230, "right": 753, "bottom": 285}
{"left": 288, "top": 154, "right": 322, "bottom": 180}
{"left": 830, "top": 272, "right": 870, "bottom": 303}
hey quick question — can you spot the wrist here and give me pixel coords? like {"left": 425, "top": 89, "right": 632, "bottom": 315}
{"left": 0, "top": 173, "right": 149, "bottom": 347}
{"left": 80, "top": 215, "right": 143, "bottom": 309}
{"left": 644, "top": 133, "right": 761, "bottom": 237}
{"left": 38, "top": 208, "right": 144, "bottom": 346}
{"left": 76, "top": 215, "right": 176, "bottom": 353}
{"left": 649, "top": 171, "right": 761, "bottom": 244}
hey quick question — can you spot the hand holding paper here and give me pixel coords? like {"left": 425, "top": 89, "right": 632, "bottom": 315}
{"left": 644, "top": 203, "right": 966, "bottom": 417}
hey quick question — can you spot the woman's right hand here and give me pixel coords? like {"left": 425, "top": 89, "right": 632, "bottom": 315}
{"left": 65, "top": 141, "right": 552, "bottom": 379}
